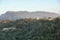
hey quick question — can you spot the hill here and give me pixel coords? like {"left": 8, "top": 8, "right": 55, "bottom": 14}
{"left": 0, "top": 11, "right": 60, "bottom": 20}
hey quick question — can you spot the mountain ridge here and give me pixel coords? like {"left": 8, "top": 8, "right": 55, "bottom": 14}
{"left": 0, "top": 11, "right": 60, "bottom": 20}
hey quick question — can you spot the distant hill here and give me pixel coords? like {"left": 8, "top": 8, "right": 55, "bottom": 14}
{"left": 0, "top": 11, "right": 60, "bottom": 20}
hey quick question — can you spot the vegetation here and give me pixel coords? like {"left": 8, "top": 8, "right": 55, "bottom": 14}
{"left": 0, "top": 17, "right": 60, "bottom": 40}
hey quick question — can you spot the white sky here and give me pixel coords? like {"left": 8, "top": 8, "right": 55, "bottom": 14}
{"left": 0, "top": 0, "right": 60, "bottom": 15}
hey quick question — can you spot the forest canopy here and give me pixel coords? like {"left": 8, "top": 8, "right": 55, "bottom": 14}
{"left": 0, "top": 17, "right": 60, "bottom": 40}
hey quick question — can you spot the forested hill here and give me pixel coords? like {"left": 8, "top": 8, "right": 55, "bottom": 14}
{"left": 0, "top": 11, "right": 60, "bottom": 20}
{"left": 0, "top": 17, "right": 60, "bottom": 40}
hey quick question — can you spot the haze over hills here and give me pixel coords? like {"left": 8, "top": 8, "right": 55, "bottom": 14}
{"left": 0, "top": 11, "right": 60, "bottom": 20}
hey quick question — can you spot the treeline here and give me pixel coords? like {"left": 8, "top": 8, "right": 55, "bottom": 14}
{"left": 0, "top": 17, "right": 60, "bottom": 40}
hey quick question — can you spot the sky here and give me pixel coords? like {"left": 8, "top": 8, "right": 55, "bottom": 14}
{"left": 0, "top": 0, "right": 60, "bottom": 15}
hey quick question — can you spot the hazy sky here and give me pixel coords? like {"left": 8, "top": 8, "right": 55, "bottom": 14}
{"left": 0, "top": 0, "right": 60, "bottom": 15}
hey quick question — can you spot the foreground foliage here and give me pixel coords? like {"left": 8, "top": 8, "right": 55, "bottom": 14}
{"left": 0, "top": 17, "right": 60, "bottom": 40}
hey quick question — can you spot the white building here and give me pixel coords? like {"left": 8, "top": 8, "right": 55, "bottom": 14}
{"left": 2, "top": 27, "right": 16, "bottom": 31}
{"left": 36, "top": 17, "right": 40, "bottom": 20}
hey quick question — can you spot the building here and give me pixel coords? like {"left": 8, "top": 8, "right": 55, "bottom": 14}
{"left": 2, "top": 27, "right": 16, "bottom": 31}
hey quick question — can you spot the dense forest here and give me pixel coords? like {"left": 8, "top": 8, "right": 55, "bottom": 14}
{"left": 0, "top": 17, "right": 60, "bottom": 40}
